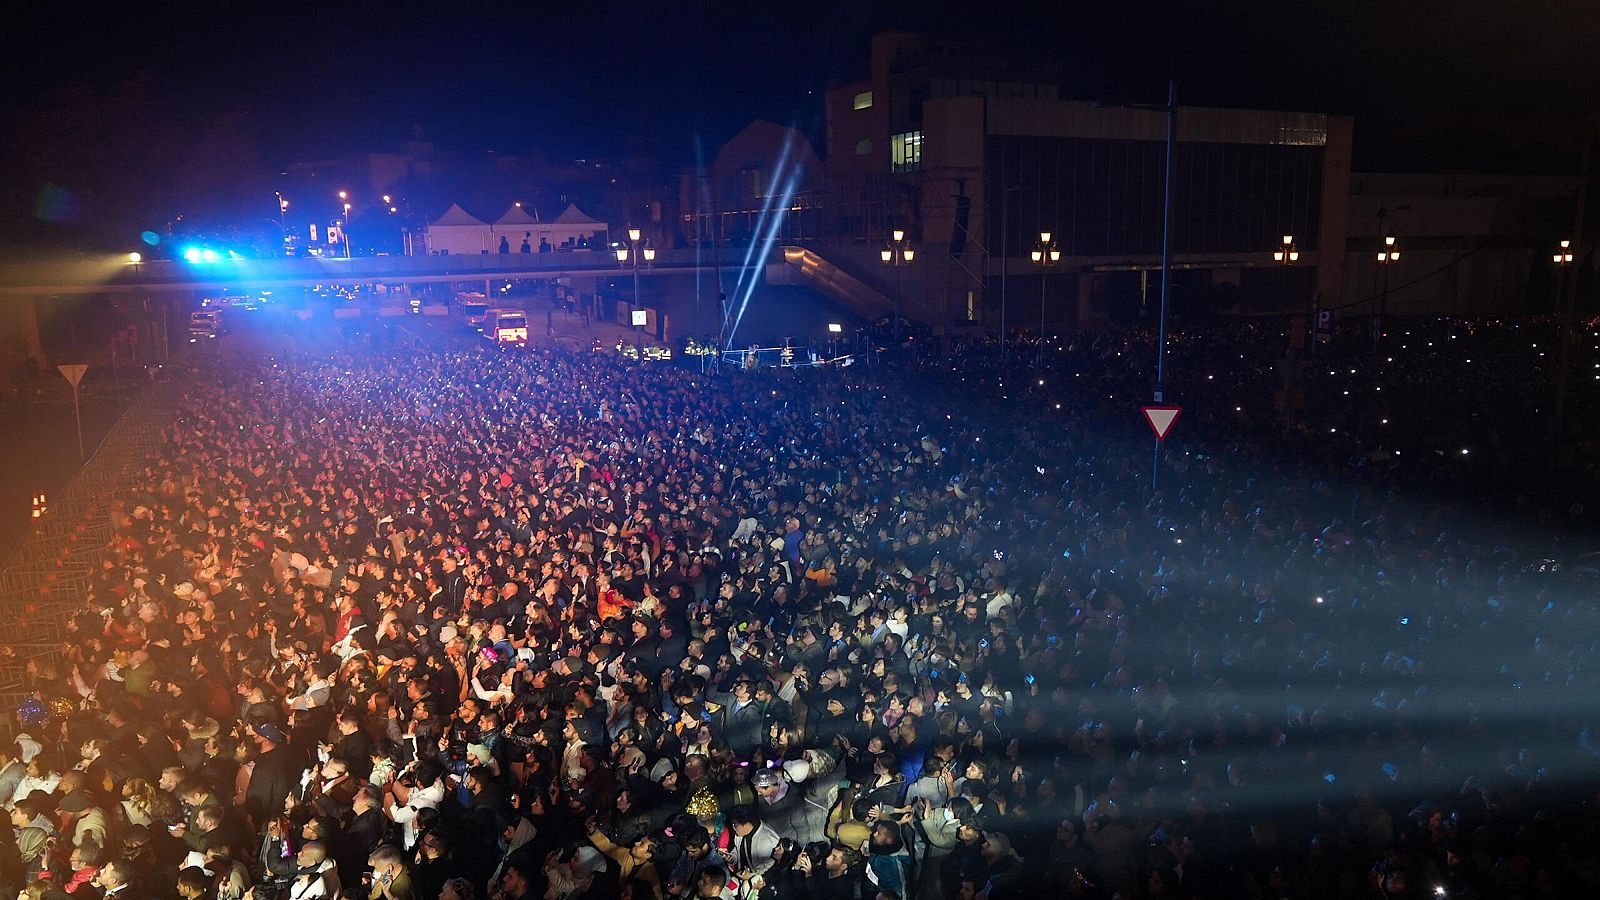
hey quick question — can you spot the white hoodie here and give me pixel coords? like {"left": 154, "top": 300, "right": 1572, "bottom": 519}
{"left": 389, "top": 780, "right": 446, "bottom": 849}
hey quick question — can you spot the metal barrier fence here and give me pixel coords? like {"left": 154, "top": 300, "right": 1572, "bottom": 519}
{"left": 0, "top": 378, "right": 183, "bottom": 733}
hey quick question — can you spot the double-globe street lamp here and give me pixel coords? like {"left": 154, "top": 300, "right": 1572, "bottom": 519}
{"left": 1553, "top": 239, "right": 1577, "bottom": 431}
{"left": 1275, "top": 232, "right": 1310, "bottom": 340}
{"left": 617, "top": 226, "right": 656, "bottom": 359}
{"left": 1373, "top": 233, "right": 1400, "bottom": 354}
{"left": 880, "top": 229, "right": 915, "bottom": 345}
{"left": 1030, "top": 231, "right": 1061, "bottom": 366}
{"left": 1273, "top": 234, "right": 1299, "bottom": 265}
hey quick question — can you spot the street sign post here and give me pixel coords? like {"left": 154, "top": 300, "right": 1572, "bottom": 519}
{"left": 58, "top": 364, "right": 88, "bottom": 461}
{"left": 1142, "top": 405, "right": 1181, "bottom": 492}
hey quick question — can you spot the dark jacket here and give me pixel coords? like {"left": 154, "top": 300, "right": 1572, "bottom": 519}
{"left": 246, "top": 744, "right": 304, "bottom": 826}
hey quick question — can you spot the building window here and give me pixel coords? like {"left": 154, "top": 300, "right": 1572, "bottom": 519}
{"left": 855, "top": 139, "right": 873, "bottom": 156}
{"left": 891, "top": 130, "right": 923, "bottom": 172}
{"left": 853, "top": 91, "right": 873, "bottom": 110}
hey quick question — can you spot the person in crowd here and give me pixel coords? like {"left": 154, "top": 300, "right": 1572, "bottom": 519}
{"left": 6, "top": 317, "right": 1600, "bottom": 900}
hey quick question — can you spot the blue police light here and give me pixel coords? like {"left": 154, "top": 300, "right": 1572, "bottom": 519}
{"left": 201, "top": 249, "right": 219, "bottom": 262}
{"left": 182, "top": 247, "right": 203, "bottom": 263}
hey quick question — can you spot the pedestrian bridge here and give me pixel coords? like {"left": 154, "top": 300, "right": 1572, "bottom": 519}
{"left": 0, "top": 248, "right": 758, "bottom": 296}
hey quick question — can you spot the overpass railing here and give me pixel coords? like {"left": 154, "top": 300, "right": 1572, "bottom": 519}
{"left": 0, "top": 248, "right": 765, "bottom": 294}
{"left": 0, "top": 378, "right": 183, "bottom": 725}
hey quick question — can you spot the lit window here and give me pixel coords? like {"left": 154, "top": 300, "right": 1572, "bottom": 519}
{"left": 891, "top": 131, "right": 923, "bottom": 172}
{"left": 855, "top": 139, "right": 873, "bottom": 156}
{"left": 853, "top": 91, "right": 873, "bottom": 110}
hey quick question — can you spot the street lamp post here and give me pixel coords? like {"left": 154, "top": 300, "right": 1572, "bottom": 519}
{"left": 276, "top": 194, "right": 291, "bottom": 255}
{"left": 1373, "top": 233, "right": 1400, "bottom": 355}
{"left": 1274, "top": 233, "right": 1302, "bottom": 334}
{"left": 880, "top": 229, "right": 914, "bottom": 346}
{"left": 1553, "top": 239, "right": 1576, "bottom": 431}
{"left": 338, "top": 191, "right": 352, "bottom": 258}
{"left": 617, "top": 227, "right": 656, "bottom": 360}
{"left": 1029, "top": 231, "right": 1060, "bottom": 367}
{"left": 1275, "top": 234, "right": 1304, "bottom": 431}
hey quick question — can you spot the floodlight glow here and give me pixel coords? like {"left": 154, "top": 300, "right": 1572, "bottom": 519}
{"left": 828, "top": 323, "right": 842, "bottom": 333}
{"left": 183, "top": 247, "right": 203, "bottom": 263}
{"left": 725, "top": 133, "right": 804, "bottom": 346}
{"left": 127, "top": 252, "right": 142, "bottom": 263}
{"left": 202, "top": 249, "right": 219, "bottom": 262}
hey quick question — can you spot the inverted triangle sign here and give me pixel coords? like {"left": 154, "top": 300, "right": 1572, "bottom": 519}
{"left": 57, "top": 364, "right": 88, "bottom": 387}
{"left": 1142, "top": 405, "right": 1182, "bottom": 440}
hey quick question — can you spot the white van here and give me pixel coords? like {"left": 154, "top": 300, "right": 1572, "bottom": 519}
{"left": 188, "top": 310, "right": 223, "bottom": 339}
{"left": 483, "top": 308, "right": 528, "bottom": 346}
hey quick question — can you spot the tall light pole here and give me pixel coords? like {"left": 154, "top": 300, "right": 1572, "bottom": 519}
{"left": 1029, "top": 231, "right": 1060, "bottom": 367}
{"left": 1373, "top": 233, "right": 1400, "bottom": 355}
{"left": 828, "top": 322, "right": 843, "bottom": 360}
{"left": 617, "top": 226, "right": 656, "bottom": 360}
{"left": 998, "top": 181, "right": 1019, "bottom": 365}
{"left": 1155, "top": 81, "right": 1176, "bottom": 404}
{"left": 1098, "top": 83, "right": 1177, "bottom": 401}
{"left": 881, "top": 229, "right": 914, "bottom": 346}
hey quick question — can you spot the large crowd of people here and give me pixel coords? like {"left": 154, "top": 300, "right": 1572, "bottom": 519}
{"left": 2, "top": 316, "right": 1598, "bottom": 900}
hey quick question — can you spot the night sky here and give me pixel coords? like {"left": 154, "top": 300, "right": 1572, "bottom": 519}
{"left": 0, "top": 0, "right": 1595, "bottom": 248}
{"left": 4, "top": 1, "right": 1594, "bottom": 162}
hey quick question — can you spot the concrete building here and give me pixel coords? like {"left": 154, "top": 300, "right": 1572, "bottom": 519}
{"left": 813, "top": 31, "right": 1355, "bottom": 333}
{"left": 1340, "top": 172, "right": 1579, "bottom": 320}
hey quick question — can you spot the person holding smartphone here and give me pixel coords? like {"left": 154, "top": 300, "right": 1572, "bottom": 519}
{"left": 365, "top": 845, "right": 417, "bottom": 900}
